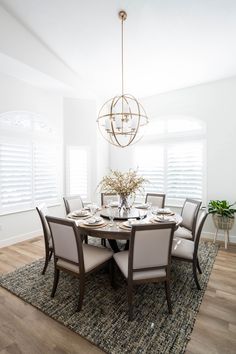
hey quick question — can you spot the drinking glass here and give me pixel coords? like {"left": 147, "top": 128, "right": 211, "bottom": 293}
{"left": 139, "top": 210, "right": 145, "bottom": 222}
{"left": 90, "top": 203, "right": 97, "bottom": 217}
{"left": 108, "top": 206, "right": 115, "bottom": 226}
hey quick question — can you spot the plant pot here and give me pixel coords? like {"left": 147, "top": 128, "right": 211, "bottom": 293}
{"left": 212, "top": 214, "right": 235, "bottom": 230}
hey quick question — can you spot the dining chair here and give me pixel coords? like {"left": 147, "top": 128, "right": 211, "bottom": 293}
{"left": 46, "top": 216, "right": 114, "bottom": 311}
{"left": 174, "top": 198, "right": 202, "bottom": 241}
{"left": 101, "top": 193, "right": 118, "bottom": 207}
{"left": 171, "top": 210, "right": 208, "bottom": 290}
{"left": 63, "top": 195, "right": 84, "bottom": 214}
{"left": 145, "top": 193, "right": 165, "bottom": 208}
{"left": 113, "top": 222, "right": 176, "bottom": 320}
{"left": 36, "top": 203, "right": 53, "bottom": 275}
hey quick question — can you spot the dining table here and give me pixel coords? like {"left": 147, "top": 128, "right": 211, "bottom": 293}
{"left": 68, "top": 206, "right": 183, "bottom": 244}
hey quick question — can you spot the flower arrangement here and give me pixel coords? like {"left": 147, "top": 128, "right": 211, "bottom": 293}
{"left": 99, "top": 169, "right": 147, "bottom": 197}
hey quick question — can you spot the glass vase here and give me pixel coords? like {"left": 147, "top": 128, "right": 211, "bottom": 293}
{"left": 119, "top": 194, "right": 130, "bottom": 211}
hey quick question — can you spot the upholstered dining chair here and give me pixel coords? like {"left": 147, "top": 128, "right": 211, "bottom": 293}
{"left": 145, "top": 193, "right": 166, "bottom": 208}
{"left": 36, "top": 203, "right": 53, "bottom": 275}
{"left": 101, "top": 193, "right": 118, "bottom": 207}
{"left": 174, "top": 198, "right": 202, "bottom": 241}
{"left": 63, "top": 195, "right": 84, "bottom": 214}
{"left": 171, "top": 210, "right": 208, "bottom": 290}
{"left": 113, "top": 222, "right": 176, "bottom": 320}
{"left": 46, "top": 216, "right": 114, "bottom": 311}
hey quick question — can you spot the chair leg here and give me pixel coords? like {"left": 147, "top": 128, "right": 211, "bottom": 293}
{"left": 128, "top": 280, "right": 134, "bottom": 321}
{"left": 164, "top": 281, "right": 172, "bottom": 314}
{"left": 83, "top": 235, "right": 88, "bottom": 244}
{"left": 49, "top": 249, "right": 53, "bottom": 261}
{"left": 196, "top": 257, "right": 202, "bottom": 274}
{"left": 193, "top": 261, "right": 201, "bottom": 290}
{"left": 51, "top": 268, "right": 60, "bottom": 297}
{"left": 42, "top": 250, "right": 50, "bottom": 275}
{"left": 101, "top": 238, "right": 106, "bottom": 247}
{"left": 78, "top": 277, "right": 85, "bottom": 312}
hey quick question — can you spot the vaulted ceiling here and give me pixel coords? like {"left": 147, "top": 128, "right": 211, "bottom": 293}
{"left": 1, "top": 0, "right": 236, "bottom": 99}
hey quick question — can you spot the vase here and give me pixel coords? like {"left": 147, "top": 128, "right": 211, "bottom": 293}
{"left": 119, "top": 195, "right": 130, "bottom": 211}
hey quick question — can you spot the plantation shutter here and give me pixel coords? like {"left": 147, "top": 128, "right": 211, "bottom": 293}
{"left": 134, "top": 145, "right": 165, "bottom": 201}
{"left": 167, "top": 142, "right": 203, "bottom": 200}
{"left": 0, "top": 142, "right": 32, "bottom": 211}
{"left": 67, "top": 146, "right": 88, "bottom": 200}
{"left": 34, "top": 144, "right": 59, "bottom": 203}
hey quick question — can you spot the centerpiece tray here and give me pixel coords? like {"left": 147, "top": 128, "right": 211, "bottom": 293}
{"left": 100, "top": 208, "right": 147, "bottom": 220}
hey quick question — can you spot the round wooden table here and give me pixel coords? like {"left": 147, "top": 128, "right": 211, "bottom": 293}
{"left": 77, "top": 208, "right": 183, "bottom": 241}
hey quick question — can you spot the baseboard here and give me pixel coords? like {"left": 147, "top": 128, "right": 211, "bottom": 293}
{"left": 202, "top": 231, "right": 236, "bottom": 244}
{"left": 0, "top": 229, "right": 42, "bottom": 248}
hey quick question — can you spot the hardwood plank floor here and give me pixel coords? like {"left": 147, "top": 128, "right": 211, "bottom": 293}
{"left": 0, "top": 237, "right": 235, "bottom": 354}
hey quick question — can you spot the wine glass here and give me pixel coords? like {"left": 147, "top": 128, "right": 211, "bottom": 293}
{"left": 108, "top": 206, "right": 115, "bottom": 226}
{"left": 89, "top": 203, "right": 97, "bottom": 217}
{"left": 139, "top": 210, "right": 145, "bottom": 222}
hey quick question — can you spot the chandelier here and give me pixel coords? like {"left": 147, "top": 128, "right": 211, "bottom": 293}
{"left": 97, "top": 10, "right": 149, "bottom": 148}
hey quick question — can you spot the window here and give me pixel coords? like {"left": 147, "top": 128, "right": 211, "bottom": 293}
{"left": 0, "top": 111, "right": 61, "bottom": 214}
{"left": 134, "top": 116, "right": 206, "bottom": 205}
{"left": 66, "top": 146, "right": 89, "bottom": 200}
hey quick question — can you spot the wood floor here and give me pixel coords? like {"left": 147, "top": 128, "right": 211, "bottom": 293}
{"left": 0, "top": 237, "right": 235, "bottom": 354}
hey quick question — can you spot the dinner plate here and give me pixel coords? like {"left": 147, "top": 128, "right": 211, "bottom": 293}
{"left": 153, "top": 216, "right": 175, "bottom": 223}
{"left": 135, "top": 204, "right": 149, "bottom": 209}
{"left": 156, "top": 208, "right": 174, "bottom": 215}
{"left": 71, "top": 210, "right": 90, "bottom": 217}
{"left": 123, "top": 219, "right": 140, "bottom": 228}
{"left": 83, "top": 217, "right": 103, "bottom": 226}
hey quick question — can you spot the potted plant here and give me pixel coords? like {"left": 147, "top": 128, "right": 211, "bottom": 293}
{"left": 99, "top": 169, "right": 148, "bottom": 210}
{"left": 208, "top": 200, "right": 236, "bottom": 230}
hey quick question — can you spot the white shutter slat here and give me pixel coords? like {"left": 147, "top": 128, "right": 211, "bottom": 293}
{"left": 0, "top": 142, "right": 32, "bottom": 210}
{"left": 68, "top": 147, "right": 88, "bottom": 200}
{"left": 167, "top": 143, "right": 203, "bottom": 200}
{"left": 33, "top": 144, "right": 59, "bottom": 202}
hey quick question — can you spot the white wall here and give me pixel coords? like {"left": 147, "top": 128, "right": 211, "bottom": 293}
{"left": 63, "top": 97, "right": 109, "bottom": 205}
{"left": 109, "top": 77, "right": 236, "bottom": 242}
{"left": 0, "top": 72, "right": 64, "bottom": 247}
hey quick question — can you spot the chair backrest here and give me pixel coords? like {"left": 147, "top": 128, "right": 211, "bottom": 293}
{"left": 36, "top": 203, "right": 51, "bottom": 245}
{"left": 46, "top": 216, "right": 84, "bottom": 272}
{"left": 63, "top": 195, "right": 84, "bottom": 214}
{"left": 101, "top": 193, "right": 118, "bottom": 207}
{"left": 194, "top": 210, "right": 208, "bottom": 257}
{"left": 181, "top": 198, "right": 202, "bottom": 234}
{"left": 129, "top": 223, "right": 176, "bottom": 278}
{"left": 145, "top": 193, "right": 165, "bottom": 208}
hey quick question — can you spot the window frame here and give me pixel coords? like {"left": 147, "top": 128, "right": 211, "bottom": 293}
{"left": 0, "top": 111, "right": 62, "bottom": 216}
{"left": 65, "top": 145, "right": 91, "bottom": 202}
{"left": 133, "top": 116, "right": 207, "bottom": 207}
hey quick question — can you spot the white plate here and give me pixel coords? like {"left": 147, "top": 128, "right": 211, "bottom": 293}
{"left": 135, "top": 204, "right": 149, "bottom": 209}
{"left": 123, "top": 219, "right": 140, "bottom": 228}
{"left": 83, "top": 217, "right": 103, "bottom": 226}
{"left": 71, "top": 210, "right": 90, "bottom": 217}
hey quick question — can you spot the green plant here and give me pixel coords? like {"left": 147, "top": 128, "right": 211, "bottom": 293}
{"left": 208, "top": 200, "right": 236, "bottom": 218}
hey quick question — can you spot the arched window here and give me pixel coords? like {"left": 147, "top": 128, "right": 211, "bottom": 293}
{"left": 0, "top": 111, "right": 61, "bottom": 214}
{"left": 134, "top": 116, "right": 206, "bottom": 206}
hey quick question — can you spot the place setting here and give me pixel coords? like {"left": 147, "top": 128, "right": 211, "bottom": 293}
{"left": 67, "top": 209, "right": 91, "bottom": 219}
{"left": 80, "top": 216, "right": 108, "bottom": 229}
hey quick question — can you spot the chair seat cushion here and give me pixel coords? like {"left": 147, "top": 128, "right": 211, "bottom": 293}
{"left": 171, "top": 237, "right": 194, "bottom": 260}
{"left": 174, "top": 226, "right": 192, "bottom": 239}
{"left": 57, "top": 244, "right": 113, "bottom": 274}
{"left": 114, "top": 251, "right": 166, "bottom": 281}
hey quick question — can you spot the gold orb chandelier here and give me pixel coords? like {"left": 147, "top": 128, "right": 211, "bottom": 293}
{"left": 97, "top": 10, "right": 149, "bottom": 148}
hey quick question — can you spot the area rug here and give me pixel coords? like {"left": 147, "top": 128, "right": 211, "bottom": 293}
{"left": 0, "top": 242, "right": 218, "bottom": 354}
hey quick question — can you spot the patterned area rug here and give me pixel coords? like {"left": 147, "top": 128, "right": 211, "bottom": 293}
{"left": 0, "top": 242, "right": 218, "bottom": 354}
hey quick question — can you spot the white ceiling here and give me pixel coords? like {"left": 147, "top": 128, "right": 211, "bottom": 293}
{"left": 1, "top": 0, "right": 236, "bottom": 99}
